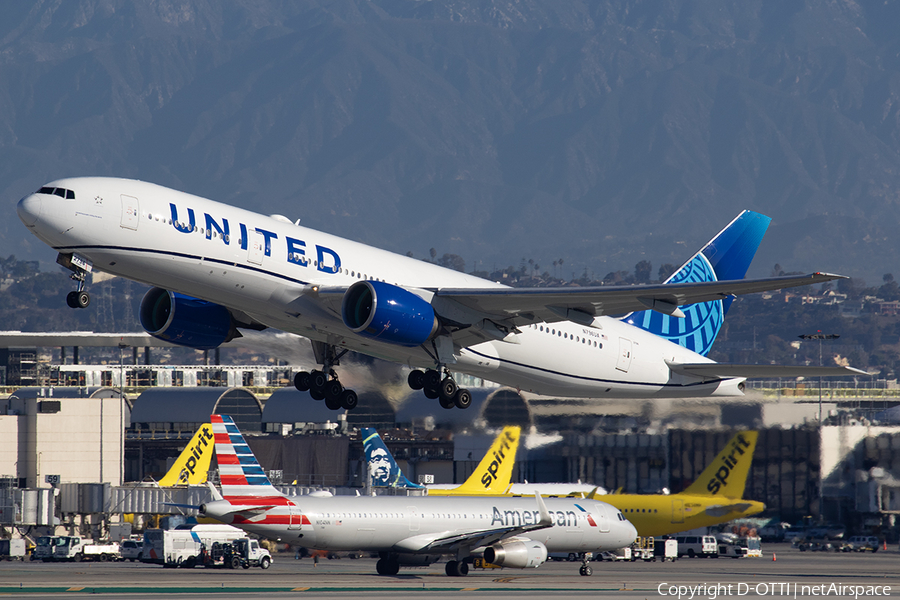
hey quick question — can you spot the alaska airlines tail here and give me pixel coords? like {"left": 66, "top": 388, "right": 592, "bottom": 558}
{"left": 361, "top": 428, "right": 425, "bottom": 489}
{"left": 210, "top": 414, "right": 283, "bottom": 500}
{"left": 681, "top": 431, "right": 758, "bottom": 498}
{"left": 626, "top": 211, "right": 771, "bottom": 356}
{"left": 428, "top": 426, "right": 521, "bottom": 496}
{"left": 158, "top": 423, "right": 215, "bottom": 486}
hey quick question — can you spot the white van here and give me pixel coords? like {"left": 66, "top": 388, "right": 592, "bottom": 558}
{"left": 674, "top": 535, "right": 718, "bottom": 558}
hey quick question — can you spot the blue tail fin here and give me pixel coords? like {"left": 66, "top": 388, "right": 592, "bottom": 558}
{"left": 361, "top": 428, "right": 424, "bottom": 489}
{"left": 625, "top": 210, "right": 771, "bottom": 356}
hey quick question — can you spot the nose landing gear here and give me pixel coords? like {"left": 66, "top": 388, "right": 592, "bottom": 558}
{"left": 408, "top": 368, "right": 471, "bottom": 409}
{"left": 58, "top": 253, "right": 92, "bottom": 309}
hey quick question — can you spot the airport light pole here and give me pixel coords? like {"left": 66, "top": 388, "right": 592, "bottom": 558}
{"left": 798, "top": 333, "right": 839, "bottom": 423}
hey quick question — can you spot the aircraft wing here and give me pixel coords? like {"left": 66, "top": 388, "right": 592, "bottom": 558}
{"left": 313, "top": 272, "right": 843, "bottom": 348}
{"left": 668, "top": 363, "right": 868, "bottom": 379}
{"left": 432, "top": 272, "right": 842, "bottom": 325}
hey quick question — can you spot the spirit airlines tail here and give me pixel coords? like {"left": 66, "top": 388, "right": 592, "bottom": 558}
{"left": 17, "top": 179, "right": 862, "bottom": 412}
{"left": 157, "top": 423, "right": 215, "bottom": 486}
{"left": 591, "top": 431, "right": 764, "bottom": 537}
{"left": 199, "top": 416, "right": 636, "bottom": 577}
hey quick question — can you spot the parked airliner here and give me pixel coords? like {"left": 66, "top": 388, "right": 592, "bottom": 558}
{"left": 17, "top": 178, "right": 861, "bottom": 410}
{"left": 199, "top": 415, "right": 636, "bottom": 576}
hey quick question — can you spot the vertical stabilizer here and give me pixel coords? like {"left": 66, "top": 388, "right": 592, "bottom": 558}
{"left": 361, "top": 428, "right": 425, "bottom": 489}
{"left": 681, "top": 431, "right": 758, "bottom": 498}
{"left": 158, "top": 423, "right": 215, "bottom": 486}
{"left": 210, "top": 414, "right": 282, "bottom": 499}
{"left": 625, "top": 210, "right": 771, "bottom": 356}
{"left": 428, "top": 426, "right": 521, "bottom": 496}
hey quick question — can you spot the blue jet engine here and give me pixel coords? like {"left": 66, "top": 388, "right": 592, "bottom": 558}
{"left": 342, "top": 281, "right": 438, "bottom": 347}
{"left": 139, "top": 287, "right": 234, "bottom": 350}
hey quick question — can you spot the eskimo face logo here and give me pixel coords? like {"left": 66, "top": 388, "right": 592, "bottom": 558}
{"left": 480, "top": 429, "right": 518, "bottom": 488}
{"left": 369, "top": 447, "right": 394, "bottom": 485}
{"left": 706, "top": 433, "right": 752, "bottom": 495}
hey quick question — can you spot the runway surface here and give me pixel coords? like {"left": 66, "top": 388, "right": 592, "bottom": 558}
{"left": 0, "top": 544, "right": 897, "bottom": 599}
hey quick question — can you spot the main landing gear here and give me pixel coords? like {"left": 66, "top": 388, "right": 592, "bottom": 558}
{"left": 407, "top": 368, "right": 472, "bottom": 409}
{"left": 445, "top": 559, "right": 469, "bottom": 576}
{"left": 293, "top": 343, "right": 358, "bottom": 411}
{"left": 579, "top": 552, "right": 594, "bottom": 576}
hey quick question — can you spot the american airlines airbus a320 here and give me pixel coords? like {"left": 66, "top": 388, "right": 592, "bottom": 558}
{"left": 17, "top": 177, "right": 861, "bottom": 410}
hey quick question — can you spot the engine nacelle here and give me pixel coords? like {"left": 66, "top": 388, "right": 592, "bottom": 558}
{"left": 139, "top": 287, "right": 234, "bottom": 350}
{"left": 483, "top": 539, "right": 548, "bottom": 569}
{"left": 341, "top": 281, "right": 438, "bottom": 347}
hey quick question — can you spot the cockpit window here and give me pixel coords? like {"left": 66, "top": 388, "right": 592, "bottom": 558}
{"left": 36, "top": 187, "right": 75, "bottom": 200}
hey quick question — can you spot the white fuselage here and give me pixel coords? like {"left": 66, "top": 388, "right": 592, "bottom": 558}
{"left": 17, "top": 177, "right": 743, "bottom": 398}
{"left": 209, "top": 494, "right": 636, "bottom": 554}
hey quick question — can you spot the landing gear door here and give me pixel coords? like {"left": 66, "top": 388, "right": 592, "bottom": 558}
{"left": 248, "top": 230, "right": 265, "bottom": 265}
{"left": 616, "top": 338, "right": 633, "bottom": 372}
{"left": 120, "top": 195, "right": 139, "bottom": 230}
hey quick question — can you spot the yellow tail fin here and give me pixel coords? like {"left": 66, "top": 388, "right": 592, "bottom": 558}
{"left": 158, "top": 423, "right": 215, "bottom": 486}
{"left": 682, "top": 431, "right": 758, "bottom": 498}
{"left": 429, "top": 426, "right": 520, "bottom": 496}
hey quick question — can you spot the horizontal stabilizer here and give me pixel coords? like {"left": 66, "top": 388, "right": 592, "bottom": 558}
{"left": 668, "top": 363, "right": 868, "bottom": 379}
{"left": 704, "top": 503, "right": 755, "bottom": 518}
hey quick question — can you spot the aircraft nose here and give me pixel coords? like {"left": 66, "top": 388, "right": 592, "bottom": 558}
{"left": 17, "top": 194, "right": 42, "bottom": 227}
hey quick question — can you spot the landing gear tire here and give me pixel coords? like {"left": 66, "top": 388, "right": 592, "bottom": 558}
{"left": 376, "top": 558, "right": 400, "bottom": 576}
{"left": 408, "top": 370, "right": 425, "bottom": 390}
{"left": 309, "top": 387, "right": 325, "bottom": 401}
{"left": 66, "top": 291, "right": 78, "bottom": 308}
{"left": 339, "top": 389, "right": 358, "bottom": 410}
{"left": 440, "top": 377, "right": 457, "bottom": 400}
{"left": 325, "top": 380, "right": 343, "bottom": 402}
{"left": 66, "top": 290, "right": 90, "bottom": 308}
{"left": 310, "top": 370, "right": 328, "bottom": 390}
{"left": 325, "top": 393, "right": 342, "bottom": 410}
{"left": 579, "top": 565, "right": 592, "bottom": 576}
{"left": 439, "top": 394, "right": 455, "bottom": 409}
{"left": 453, "top": 388, "right": 472, "bottom": 409}
{"left": 424, "top": 369, "right": 441, "bottom": 390}
{"left": 294, "top": 372, "right": 311, "bottom": 392}
{"left": 424, "top": 386, "right": 440, "bottom": 400}
{"left": 445, "top": 560, "right": 465, "bottom": 576}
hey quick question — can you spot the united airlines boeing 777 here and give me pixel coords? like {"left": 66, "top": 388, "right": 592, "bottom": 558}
{"left": 17, "top": 178, "right": 861, "bottom": 410}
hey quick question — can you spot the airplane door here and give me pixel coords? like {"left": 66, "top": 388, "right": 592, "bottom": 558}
{"left": 247, "top": 230, "right": 265, "bottom": 265}
{"left": 120, "top": 195, "right": 139, "bottom": 230}
{"left": 671, "top": 499, "right": 684, "bottom": 523}
{"left": 288, "top": 505, "right": 302, "bottom": 530}
{"left": 408, "top": 506, "right": 419, "bottom": 532}
{"left": 616, "top": 338, "right": 633, "bottom": 372}
{"left": 597, "top": 506, "right": 610, "bottom": 533}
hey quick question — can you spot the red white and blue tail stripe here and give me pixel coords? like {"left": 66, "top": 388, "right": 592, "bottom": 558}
{"left": 211, "top": 414, "right": 282, "bottom": 499}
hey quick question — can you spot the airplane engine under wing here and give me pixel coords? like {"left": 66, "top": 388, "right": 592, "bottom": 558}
{"left": 139, "top": 287, "right": 234, "bottom": 350}
{"left": 341, "top": 281, "right": 439, "bottom": 347}
{"left": 483, "top": 539, "right": 547, "bottom": 568}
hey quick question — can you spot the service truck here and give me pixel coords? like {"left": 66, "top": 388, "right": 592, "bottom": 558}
{"left": 52, "top": 536, "right": 120, "bottom": 562}
{"left": 0, "top": 539, "right": 26, "bottom": 561}
{"left": 202, "top": 538, "right": 272, "bottom": 569}
{"left": 32, "top": 536, "right": 59, "bottom": 561}
{"left": 142, "top": 524, "right": 247, "bottom": 568}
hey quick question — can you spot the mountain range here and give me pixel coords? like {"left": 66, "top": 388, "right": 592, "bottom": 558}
{"left": 2, "top": 1, "right": 900, "bottom": 287}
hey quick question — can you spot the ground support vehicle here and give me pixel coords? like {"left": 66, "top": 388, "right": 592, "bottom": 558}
{"left": 203, "top": 538, "right": 271, "bottom": 570}
{"left": 631, "top": 537, "right": 655, "bottom": 561}
{"left": 674, "top": 535, "right": 717, "bottom": 558}
{"left": 845, "top": 536, "right": 880, "bottom": 552}
{"left": 0, "top": 539, "right": 26, "bottom": 560}
{"left": 52, "top": 537, "right": 120, "bottom": 562}
{"left": 715, "top": 533, "right": 749, "bottom": 558}
{"left": 32, "top": 536, "right": 59, "bottom": 561}
{"left": 654, "top": 539, "right": 678, "bottom": 562}
{"left": 119, "top": 538, "right": 144, "bottom": 562}
{"left": 599, "top": 547, "right": 632, "bottom": 561}
{"left": 142, "top": 524, "right": 246, "bottom": 567}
